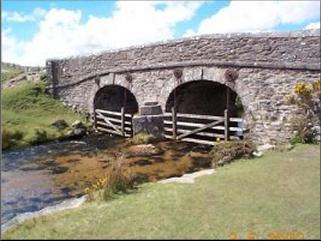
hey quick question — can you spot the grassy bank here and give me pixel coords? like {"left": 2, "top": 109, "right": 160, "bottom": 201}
{"left": 1, "top": 65, "right": 23, "bottom": 82}
{"left": 3, "top": 144, "right": 320, "bottom": 239}
{"left": 2, "top": 81, "right": 87, "bottom": 150}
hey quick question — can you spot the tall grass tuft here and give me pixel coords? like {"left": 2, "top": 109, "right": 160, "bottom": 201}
{"left": 85, "top": 155, "right": 135, "bottom": 202}
{"left": 131, "top": 132, "right": 156, "bottom": 145}
{"left": 210, "top": 140, "right": 256, "bottom": 168}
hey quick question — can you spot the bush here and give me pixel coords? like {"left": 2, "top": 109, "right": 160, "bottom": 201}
{"left": 131, "top": 132, "right": 156, "bottom": 145}
{"left": 209, "top": 140, "right": 256, "bottom": 168}
{"left": 289, "top": 116, "right": 317, "bottom": 144}
{"left": 290, "top": 134, "right": 302, "bottom": 145}
{"left": 30, "top": 129, "right": 49, "bottom": 145}
{"left": 84, "top": 155, "right": 135, "bottom": 201}
{"left": 289, "top": 80, "right": 320, "bottom": 144}
{"left": 2, "top": 128, "right": 24, "bottom": 150}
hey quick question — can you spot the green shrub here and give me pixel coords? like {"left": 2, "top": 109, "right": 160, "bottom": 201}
{"left": 290, "top": 116, "right": 318, "bottom": 144}
{"left": 30, "top": 129, "right": 49, "bottom": 145}
{"left": 1, "top": 68, "right": 23, "bottom": 82}
{"left": 288, "top": 80, "right": 320, "bottom": 144}
{"left": 290, "top": 133, "right": 303, "bottom": 145}
{"left": 131, "top": 132, "right": 156, "bottom": 145}
{"left": 210, "top": 140, "right": 256, "bottom": 168}
{"left": 2, "top": 128, "right": 24, "bottom": 150}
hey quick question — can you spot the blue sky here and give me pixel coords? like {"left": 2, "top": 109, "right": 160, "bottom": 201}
{"left": 2, "top": 0, "right": 320, "bottom": 66}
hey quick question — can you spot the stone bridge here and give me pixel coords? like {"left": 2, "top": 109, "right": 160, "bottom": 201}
{"left": 46, "top": 29, "right": 320, "bottom": 145}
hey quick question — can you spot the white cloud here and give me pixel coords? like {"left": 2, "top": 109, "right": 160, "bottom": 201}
{"left": 1, "top": 29, "right": 26, "bottom": 63}
{"left": 2, "top": 7, "right": 47, "bottom": 22}
{"left": 186, "top": 1, "right": 320, "bottom": 35}
{"left": 183, "top": 29, "right": 197, "bottom": 38}
{"left": 305, "top": 21, "right": 320, "bottom": 30}
{"left": 2, "top": 1, "right": 203, "bottom": 66}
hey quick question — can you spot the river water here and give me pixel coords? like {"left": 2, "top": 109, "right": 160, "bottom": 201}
{"left": 1, "top": 134, "right": 212, "bottom": 225}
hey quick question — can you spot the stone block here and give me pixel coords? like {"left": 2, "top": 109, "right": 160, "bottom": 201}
{"left": 139, "top": 102, "right": 163, "bottom": 115}
{"left": 132, "top": 115, "right": 164, "bottom": 138}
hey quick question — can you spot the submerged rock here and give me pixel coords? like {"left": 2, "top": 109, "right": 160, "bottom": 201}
{"left": 126, "top": 144, "right": 163, "bottom": 157}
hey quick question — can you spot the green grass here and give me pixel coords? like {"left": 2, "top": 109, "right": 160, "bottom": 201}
{"left": 1, "top": 65, "right": 23, "bottom": 82}
{"left": 2, "top": 81, "right": 87, "bottom": 149}
{"left": 3, "top": 144, "right": 320, "bottom": 239}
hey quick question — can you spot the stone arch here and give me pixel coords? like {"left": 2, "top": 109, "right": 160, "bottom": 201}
{"left": 165, "top": 80, "right": 244, "bottom": 117}
{"left": 159, "top": 67, "right": 248, "bottom": 117}
{"left": 93, "top": 84, "right": 139, "bottom": 114}
{"left": 87, "top": 72, "right": 139, "bottom": 114}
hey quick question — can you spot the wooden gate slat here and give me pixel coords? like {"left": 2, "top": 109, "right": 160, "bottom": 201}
{"left": 95, "top": 109, "right": 132, "bottom": 118}
{"left": 94, "top": 108, "right": 133, "bottom": 137}
{"left": 177, "top": 119, "right": 224, "bottom": 140}
{"left": 164, "top": 110, "right": 246, "bottom": 145}
{"left": 96, "top": 121, "right": 131, "bottom": 131}
{"left": 96, "top": 111, "right": 122, "bottom": 135}
{"left": 97, "top": 127, "right": 131, "bottom": 137}
{"left": 95, "top": 115, "right": 131, "bottom": 125}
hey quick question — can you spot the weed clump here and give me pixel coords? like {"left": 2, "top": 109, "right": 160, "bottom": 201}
{"left": 131, "top": 132, "right": 156, "bottom": 145}
{"left": 210, "top": 140, "right": 256, "bottom": 168}
{"left": 30, "top": 129, "right": 49, "bottom": 145}
{"left": 288, "top": 80, "right": 320, "bottom": 144}
{"left": 84, "top": 155, "right": 136, "bottom": 201}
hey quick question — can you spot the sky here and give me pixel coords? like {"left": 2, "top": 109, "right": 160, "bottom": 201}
{"left": 2, "top": 0, "right": 320, "bottom": 67}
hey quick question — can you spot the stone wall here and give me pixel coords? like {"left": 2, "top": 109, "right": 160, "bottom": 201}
{"left": 46, "top": 29, "right": 320, "bottom": 145}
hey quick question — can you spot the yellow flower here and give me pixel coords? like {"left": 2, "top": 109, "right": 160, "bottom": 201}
{"left": 294, "top": 82, "right": 313, "bottom": 96}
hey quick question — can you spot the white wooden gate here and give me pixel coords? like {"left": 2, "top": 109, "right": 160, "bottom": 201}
{"left": 164, "top": 108, "right": 248, "bottom": 145}
{"left": 94, "top": 107, "right": 133, "bottom": 137}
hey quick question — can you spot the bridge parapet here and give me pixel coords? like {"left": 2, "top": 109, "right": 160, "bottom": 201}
{"left": 45, "top": 29, "right": 321, "bottom": 145}
{"left": 46, "top": 29, "right": 320, "bottom": 89}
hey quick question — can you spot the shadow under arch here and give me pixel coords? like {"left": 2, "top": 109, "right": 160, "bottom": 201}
{"left": 165, "top": 80, "right": 244, "bottom": 117}
{"left": 94, "top": 85, "right": 139, "bottom": 114}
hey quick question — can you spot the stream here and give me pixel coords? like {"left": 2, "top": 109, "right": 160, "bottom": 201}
{"left": 1, "top": 133, "right": 212, "bottom": 225}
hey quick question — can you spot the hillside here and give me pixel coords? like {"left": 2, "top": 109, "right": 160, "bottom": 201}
{"left": 1, "top": 62, "right": 46, "bottom": 88}
{"left": 2, "top": 81, "right": 87, "bottom": 150}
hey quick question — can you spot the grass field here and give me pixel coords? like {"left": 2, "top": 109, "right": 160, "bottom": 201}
{"left": 2, "top": 81, "right": 87, "bottom": 149}
{"left": 1, "top": 63, "right": 25, "bottom": 83}
{"left": 3, "top": 144, "right": 320, "bottom": 239}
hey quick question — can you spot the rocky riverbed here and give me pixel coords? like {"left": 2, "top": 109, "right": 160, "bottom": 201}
{"left": 1, "top": 133, "right": 212, "bottom": 225}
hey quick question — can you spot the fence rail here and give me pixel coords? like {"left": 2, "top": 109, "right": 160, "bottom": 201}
{"left": 94, "top": 108, "right": 133, "bottom": 137}
{"left": 164, "top": 108, "right": 248, "bottom": 146}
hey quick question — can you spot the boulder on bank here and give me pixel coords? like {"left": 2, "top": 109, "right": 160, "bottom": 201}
{"left": 71, "top": 120, "right": 85, "bottom": 128}
{"left": 67, "top": 120, "right": 88, "bottom": 138}
{"left": 312, "top": 126, "right": 321, "bottom": 142}
{"left": 51, "top": 119, "right": 69, "bottom": 130}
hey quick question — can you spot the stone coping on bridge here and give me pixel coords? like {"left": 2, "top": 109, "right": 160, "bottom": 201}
{"left": 46, "top": 29, "right": 320, "bottom": 63}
